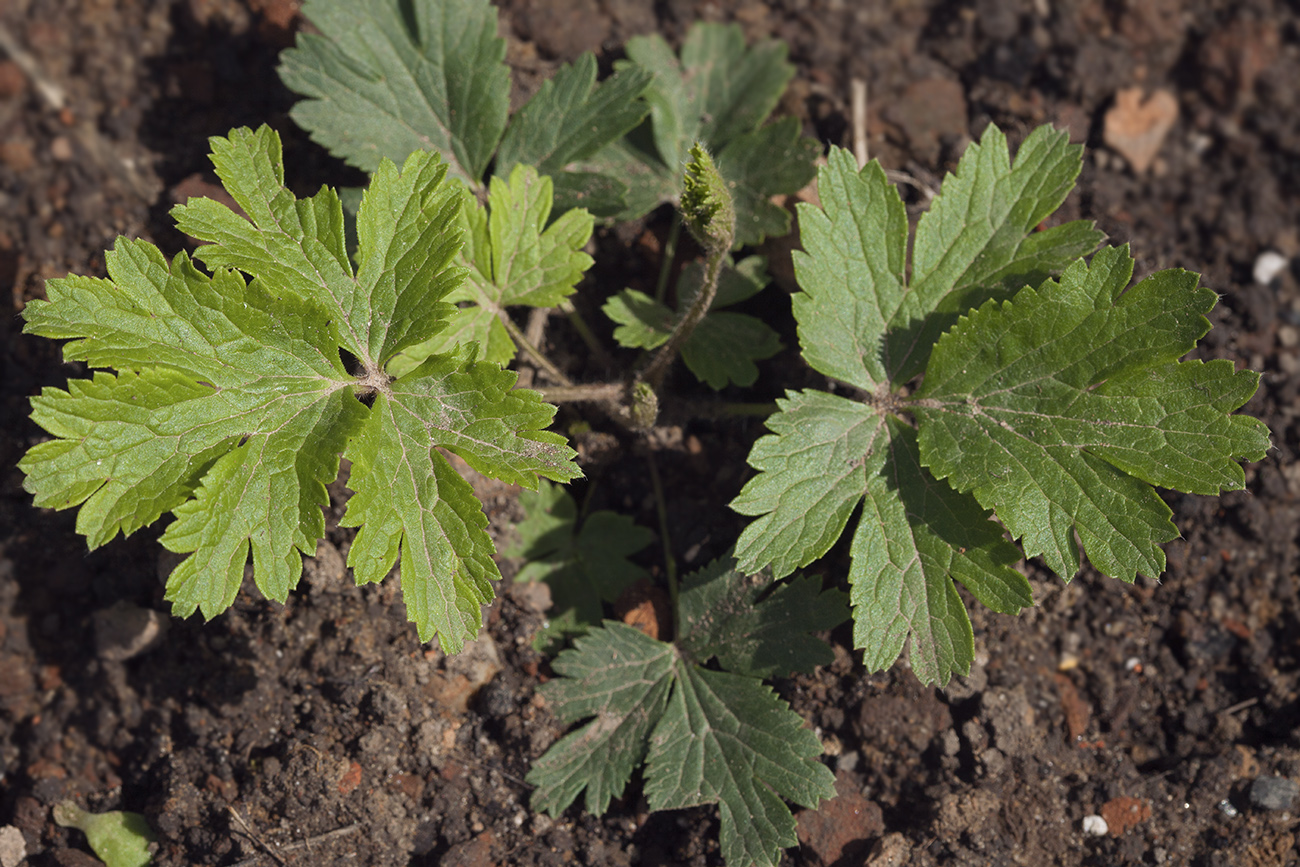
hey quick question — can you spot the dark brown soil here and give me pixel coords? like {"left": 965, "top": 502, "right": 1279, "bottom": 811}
{"left": 2, "top": 1, "right": 1299, "bottom": 866}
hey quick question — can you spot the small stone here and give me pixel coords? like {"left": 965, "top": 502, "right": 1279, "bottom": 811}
{"left": 865, "top": 832, "right": 911, "bottom": 867}
{"left": 796, "top": 770, "right": 883, "bottom": 865}
{"left": 1103, "top": 87, "right": 1179, "bottom": 174}
{"left": 1253, "top": 251, "right": 1289, "bottom": 285}
{"left": 1082, "top": 814, "right": 1109, "bottom": 836}
{"left": 93, "top": 601, "right": 168, "bottom": 661}
{"left": 49, "top": 136, "right": 73, "bottom": 162}
{"left": 1249, "top": 775, "right": 1299, "bottom": 811}
{"left": 0, "top": 825, "right": 26, "bottom": 867}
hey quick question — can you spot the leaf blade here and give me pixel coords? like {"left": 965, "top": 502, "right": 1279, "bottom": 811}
{"left": 915, "top": 245, "right": 1270, "bottom": 582}
{"left": 645, "top": 663, "right": 836, "bottom": 867}
{"left": 528, "top": 622, "right": 676, "bottom": 815}
{"left": 278, "top": 0, "right": 509, "bottom": 183}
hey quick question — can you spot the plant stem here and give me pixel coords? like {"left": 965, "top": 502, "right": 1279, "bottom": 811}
{"left": 644, "top": 449, "right": 678, "bottom": 619}
{"left": 638, "top": 239, "right": 726, "bottom": 392}
{"left": 653, "top": 212, "right": 683, "bottom": 304}
{"left": 501, "top": 313, "right": 573, "bottom": 387}
{"left": 536, "top": 382, "right": 627, "bottom": 404}
{"left": 558, "top": 299, "right": 613, "bottom": 368}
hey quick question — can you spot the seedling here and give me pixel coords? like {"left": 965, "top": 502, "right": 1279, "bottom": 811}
{"left": 278, "top": 0, "right": 817, "bottom": 239}
{"left": 731, "top": 125, "right": 1271, "bottom": 685}
{"left": 278, "top": 0, "right": 818, "bottom": 405}
{"left": 53, "top": 801, "right": 156, "bottom": 867}
{"left": 18, "top": 126, "right": 580, "bottom": 652}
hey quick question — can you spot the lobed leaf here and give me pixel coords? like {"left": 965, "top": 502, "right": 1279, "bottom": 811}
{"left": 914, "top": 244, "right": 1270, "bottom": 582}
{"left": 278, "top": 0, "right": 509, "bottom": 184}
{"left": 21, "top": 125, "right": 581, "bottom": 648}
{"left": 528, "top": 622, "right": 676, "bottom": 816}
{"left": 890, "top": 124, "right": 1105, "bottom": 382}
{"left": 495, "top": 52, "right": 653, "bottom": 216}
{"left": 589, "top": 22, "right": 817, "bottom": 237}
{"left": 849, "top": 418, "right": 1029, "bottom": 684}
{"left": 645, "top": 663, "right": 836, "bottom": 867}
{"left": 529, "top": 563, "right": 839, "bottom": 867}
{"left": 508, "top": 480, "right": 654, "bottom": 641}
{"left": 735, "top": 125, "right": 1269, "bottom": 685}
{"left": 393, "top": 164, "right": 593, "bottom": 373}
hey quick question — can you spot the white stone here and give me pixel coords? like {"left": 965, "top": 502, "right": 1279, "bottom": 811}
{"left": 1254, "top": 250, "right": 1289, "bottom": 285}
{"left": 1082, "top": 814, "right": 1109, "bottom": 836}
{"left": 0, "top": 825, "right": 26, "bottom": 867}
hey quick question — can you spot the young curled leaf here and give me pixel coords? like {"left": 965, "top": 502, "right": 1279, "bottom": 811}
{"left": 681, "top": 143, "right": 735, "bottom": 252}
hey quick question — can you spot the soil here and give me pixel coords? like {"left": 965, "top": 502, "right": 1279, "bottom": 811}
{"left": 2, "top": 1, "right": 1299, "bottom": 865}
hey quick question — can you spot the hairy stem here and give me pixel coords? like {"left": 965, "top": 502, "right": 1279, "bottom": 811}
{"left": 502, "top": 313, "right": 573, "bottom": 387}
{"left": 637, "top": 240, "right": 726, "bottom": 392}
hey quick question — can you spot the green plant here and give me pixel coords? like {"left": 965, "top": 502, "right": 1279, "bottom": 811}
{"left": 53, "top": 801, "right": 156, "bottom": 867}
{"left": 527, "top": 555, "right": 847, "bottom": 867}
{"left": 18, "top": 126, "right": 580, "bottom": 652}
{"left": 278, "top": 0, "right": 818, "bottom": 405}
{"left": 278, "top": 0, "right": 652, "bottom": 217}
{"left": 507, "top": 478, "right": 654, "bottom": 649}
{"left": 278, "top": 0, "right": 817, "bottom": 239}
{"left": 603, "top": 255, "right": 782, "bottom": 389}
{"left": 731, "top": 124, "right": 1271, "bottom": 685}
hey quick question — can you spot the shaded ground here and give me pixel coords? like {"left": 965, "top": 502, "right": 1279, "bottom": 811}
{"left": 2, "top": 0, "right": 1299, "bottom": 865}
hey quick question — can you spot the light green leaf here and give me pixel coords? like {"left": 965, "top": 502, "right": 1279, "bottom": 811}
{"left": 731, "top": 394, "right": 1023, "bottom": 684}
{"left": 676, "top": 556, "right": 848, "bottom": 678}
{"left": 54, "top": 801, "right": 156, "bottom": 867}
{"left": 278, "top": 0, "right": 509, "bottom": 184}
{"left": 645, "top": 663, "right": 836, "bottom": 867}
{"left": 889, "top": 123, "right": 1105, "bottom": 383}
{"left": 528, "top": 622, "right": 675, "bottom": 816}
{"left": 393, "top": 164, "right": 593, "bottom": 372}
{"left": 344, "top": 346, "right": 580, "bottom": 651}
{"left": 793, "top": 129, "right": 1103, "bottom": 392}
{"left": 732, "top": 390, "right": 880, "bottom": 579}
{"left": 914, "top": 244, "right": 1270, "bottom": 582}
{"left": 790, "top": 149, "right": 907, "bottom": 392}
{"left": 21, "top": 125, "right": 580, "bottom": 647}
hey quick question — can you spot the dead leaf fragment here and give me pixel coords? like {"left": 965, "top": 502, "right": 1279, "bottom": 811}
{"left": 1103, "top": 88, "right": 1178, "bottom": 174}
{"left": 614, "top": 577, "right": 671, "bottom": 641}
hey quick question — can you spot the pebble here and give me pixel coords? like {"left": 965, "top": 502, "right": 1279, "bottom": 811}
{"left": 1249, "top": 775, "right": 1299, "bottom": 811}
{"left": 0, "top": 140, "right": 36, "bottom": 172}
{"left": 92, "top": 601, "right": 168, "bottom": 661}
{"left": 1253, "top": 250, "right": 1289, "bottom": 285}
{"left": 1103, "top": 87, "right": 1178, "bottom": 174}
{"left": 49, "top": 136, "right": 73, "bottom": 162}
{"left": 1082, "top": 814, "right": 1109, "bottom": 836}
{"left": 0, "top": 825, "right": 25, "bottom": 867}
